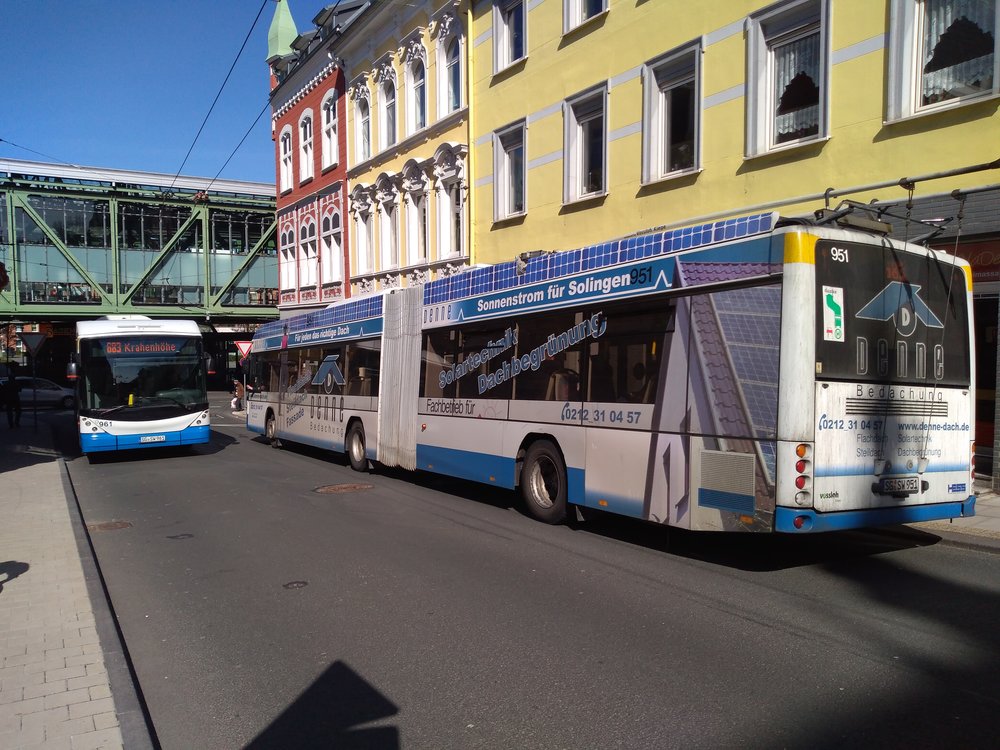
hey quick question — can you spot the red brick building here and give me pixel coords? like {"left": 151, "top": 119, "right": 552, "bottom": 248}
{"left": 267, "top": 1, "right": 368, "bottom": 318}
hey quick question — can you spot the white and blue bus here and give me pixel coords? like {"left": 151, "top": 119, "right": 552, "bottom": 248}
{"left": 246, "top": 212, "right": 975, "bottom": 533}
{"left": 72, "top": 316, "right": 211, "bottom": 454}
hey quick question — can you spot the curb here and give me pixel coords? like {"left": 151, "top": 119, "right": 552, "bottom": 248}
{"left": 59, "top": 454, "right": 159, "bottom": 750}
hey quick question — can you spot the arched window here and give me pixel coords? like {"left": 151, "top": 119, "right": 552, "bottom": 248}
{"left": 446, "top": 38, "right": 461, "bottom": 113}
{"left": 382, "top": 80, "right": 397, "bottom": 149}
{"left": 299, "top": 112, "right": 314, "bottom": 182}
{"left": 321, "top": 213, "right": 342, "bottom": 285}
{"left": 279, "top": 127, "right": 293, "bottom": 192}
{"left": 321, "top": 92, "right": 338, "bottom": 170}
{"left": 410, "top": 60, "right": 427, "bottom": 133}
{"left": 376, "top": 178, "right": 399, "bottom": 270}
{"left": 357, "top": 99, "right": 371, "bottom": 162}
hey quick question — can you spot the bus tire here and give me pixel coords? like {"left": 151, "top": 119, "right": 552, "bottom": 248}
{"left": 521, "top": 439, "right": 567, "bottom": 524}
{"left": 265, "top": 412, "right": 280, "bottom": 449}
{"left": 346, "top": 421, "right": 368, "bottom": 472}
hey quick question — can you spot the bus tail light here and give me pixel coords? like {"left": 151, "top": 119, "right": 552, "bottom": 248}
{"left": 793, "top": 443, "right": 812, "bottom": 506}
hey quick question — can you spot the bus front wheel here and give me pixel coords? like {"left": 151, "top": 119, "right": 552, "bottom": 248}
{"left": 265, "top": 413, "right": 280, "bottom": 448}
{"left": 521, "top": 440, "right": 567, "bottom": 524}
{"left": 346, "top": 421, "right": 368, "bottom": 472}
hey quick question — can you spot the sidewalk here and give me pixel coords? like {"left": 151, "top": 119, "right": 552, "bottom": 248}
{"left": 0, "top": 415, "right": 151, "bottom": 750}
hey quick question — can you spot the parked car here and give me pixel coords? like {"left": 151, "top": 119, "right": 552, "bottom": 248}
{"left": 1, "top": 376, "right": 75, "bottom": 409}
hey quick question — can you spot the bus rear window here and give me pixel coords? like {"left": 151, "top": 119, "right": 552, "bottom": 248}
{"left": 814, "top": 239, "right": 970, "bottom": 387}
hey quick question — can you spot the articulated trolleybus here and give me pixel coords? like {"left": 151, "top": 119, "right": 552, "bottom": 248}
{"left": 72, "top": 316, "right": 211, "bottom": 455}
{"left": 247, "top": 212, "right": 975, "bottom": 533}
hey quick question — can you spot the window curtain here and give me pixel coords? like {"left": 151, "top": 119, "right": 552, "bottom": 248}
{"left": 921, "top": 0, "right": 996, "bottom": 104}
{"left": 772, "top": 30, "right": 820, "bottom": 142}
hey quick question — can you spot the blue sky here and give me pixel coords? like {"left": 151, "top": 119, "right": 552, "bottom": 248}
{"left": 1, "top": 0, "right": 313, "bottom": 186}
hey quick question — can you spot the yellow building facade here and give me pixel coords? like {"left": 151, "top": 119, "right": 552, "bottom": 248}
{"left": 341, "top": 0, "right": 472, "bottom": 295}
{"left": 470, "top": 0, "right": 1000, "bottom": 264}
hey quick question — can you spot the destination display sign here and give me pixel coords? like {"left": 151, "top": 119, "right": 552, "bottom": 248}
{"left": 100, "top": 337, "right": 190, "bottom": 357}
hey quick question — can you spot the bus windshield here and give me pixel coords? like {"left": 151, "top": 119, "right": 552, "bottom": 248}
{"left": 80, "top": 335, "right": 208, "bottom": 418}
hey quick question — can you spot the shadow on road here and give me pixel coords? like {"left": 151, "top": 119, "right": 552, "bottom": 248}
{"left": 0, "top": 561, "right": 30, "bottom": 594}
{"left": 246, "top": 661, "right": 399, "bottom": 750}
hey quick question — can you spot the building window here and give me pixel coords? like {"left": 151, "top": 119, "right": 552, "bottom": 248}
{"left": 280, "top": 227, "right": 296, "bottom": 291}
{"left": 446, "top": 38, "right": 462, "bottom": 112}
{"left": 642, "top": 42, "right": 701, "bottom": 183}
{"left": 357, "top": 99, "right": 371, "bottom": 162}
{"left": 409, "top": 60, "right": 427, "bottom": 134}
{"left": 746, "top": 0, "right": 829, "bottom": 156}
{"left": 321, "top": 92, "right": 339, "bottom": 170}
{"left": 321, "top": 214, "right": 342, "bottom": 284}
{"left": 493, "top": 121, "right": 526, "bottom": 220}
{"left": 888, "top": 0, "right": 999, "bottom": 120}
{"left": 563, "top": 86, "right": 607, "bottom": 203}
{"left": 494, "top": 0, "right": 526, "bottom": 73}
{"left": 564, "top": 0, "right": 606, "bottom": 33}
{"left": 300, "top": 222, "right": 317, "bottom": 288}
{"left": 407, "top": 191, "right": 429, "bottom": 265}
{"left": 382, "top": 80, "right": 397, "bottom": 149}
{"left": 299, "top": 112, "right": 314, "bottom": 183}
{"left": 353, "top": 201, "right": 374, "bottom": 275}
{"left": 279, "top": 128, "right": 293, "bottom": 193}
{"left": 380, "top": 199, "right": 399, "bottom": 270}
{"left": 449, "top": 182, "right": 464, "bottom": 257}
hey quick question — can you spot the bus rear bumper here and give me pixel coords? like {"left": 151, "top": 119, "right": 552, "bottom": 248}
{"left": 775, "top": 496, "right": 977, "bottom": 533}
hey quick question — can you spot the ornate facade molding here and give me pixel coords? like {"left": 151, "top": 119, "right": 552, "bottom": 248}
{"left": 348, "top": 79, "right": 371, "bottom": 103}
{"left": 271, "top": 60, "right": 340, "bottom": 121}
{"left": 430, "top": 3, "right": 461, "bottom": 40}
{"left": 372, "top": 57, "right": 397, "bottom": 86}
{"left": 401, "top": 36, "right": 427, "bottom": 66}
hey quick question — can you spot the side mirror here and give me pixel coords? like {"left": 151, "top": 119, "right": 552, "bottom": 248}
{"left": 66, "top": 354, "right": 79, "bottom": 381}
{"left": 204, "top": 354, "right": 216, "bottom": 375}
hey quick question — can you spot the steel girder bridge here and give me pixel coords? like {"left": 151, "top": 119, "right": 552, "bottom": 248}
{"left": 0, "top": 158, "right": 278, "bottom": 325}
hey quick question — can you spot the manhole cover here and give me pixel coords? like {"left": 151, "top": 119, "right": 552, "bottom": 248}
{"left": 283, "top": 580, "right": 308, "bottom": 589}
{"left": 314, "top": 483, "right": 374, "bottom": 494}
{"left": 87, "top": 520, "right": 133, "bottom": 532}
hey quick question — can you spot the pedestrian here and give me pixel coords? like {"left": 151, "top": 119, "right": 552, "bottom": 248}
{"left": 3, "top": 366, "right": 22, "bottom": 428}
{"left": 231, "top": 378, "right": 245, "bottom": 412}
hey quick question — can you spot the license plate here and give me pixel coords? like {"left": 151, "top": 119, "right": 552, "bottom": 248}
{"left": 879, "top": 476, "right": 919, "bottom": 495}
{"left": 140, "top": 435, "right": 166, "bottom": 443}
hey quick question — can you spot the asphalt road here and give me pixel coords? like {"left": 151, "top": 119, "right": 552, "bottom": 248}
{"left": 60, "top": 396, "right": 1000, "bottom": 749}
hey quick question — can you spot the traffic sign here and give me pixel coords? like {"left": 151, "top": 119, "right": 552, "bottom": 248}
{"left": 235, "top": 340, "right": 253, "bottom": 359}
{"left": 17, "top": 332, "right": 48, "bottom": 358}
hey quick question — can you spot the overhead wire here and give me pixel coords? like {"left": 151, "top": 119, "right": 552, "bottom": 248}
{"left": 169, "top": 0, "right": 271, "bottom": 189}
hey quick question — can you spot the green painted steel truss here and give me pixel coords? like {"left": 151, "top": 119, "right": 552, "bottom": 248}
{"left": 0, "top": 175, "right": 278, "bottom": 322}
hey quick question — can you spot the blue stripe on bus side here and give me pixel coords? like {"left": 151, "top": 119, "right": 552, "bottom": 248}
{"left": 775, "top": 496, "right": 976, "bottom": 533}
{"left": 698, "top": 488, "right": 755, "bottom": 515}
{"left": 415, "top": 444, "right": 587, "bottom": 503}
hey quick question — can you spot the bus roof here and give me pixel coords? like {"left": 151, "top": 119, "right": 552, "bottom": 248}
{"left": 77, "top": 318, "right": 202, "bottom": 338}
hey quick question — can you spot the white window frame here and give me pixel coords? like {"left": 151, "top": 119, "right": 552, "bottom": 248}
{"left": 321, "top": 90, "right": 339, "bottom": 171}
{"left": 298, "top": 111, "right": 314, "bottom": 183}
{"left": 321, "top": 213, "right": 343, "bottom": 285}
{"left": 493, "top": 120, "right": 527, "bottom": 221}
{"left": 356, "top": 98, "right": 371, "bottom": 163}
{"left": 381, "top": 79, "right": 397, "bottom": 150}
{"left": 493, "top": 0, "right": 527, "bottom": 73}
{"left": 279, "top": 227, "right": 296, "bottom": 290}
{"left": 642, "top": 40, "right": 702, "bottom": 184}
{"left": 563, "top": 85, "right": 608, "bottom": 204}
{"left": 406, "top": 189, "right": 430, "bottom": 265}
{"left": 352, "top": 194, "right": 374, "bottom": 276}
{"left": 299, "top": 221, "right": 317, "bottom": 288}
{"left": 408, "top": 58, "right": 427, "bottom": 135}
{"left": 888, "top": 0, "right": 1000, "bottom": 121}
{"left": 443, "top": 35, "right": 463, "bottom": 115}
{"left": 563, "top": 0, "right": 608, "bottom": 34}
{"left": 279, "top": 126, "right": 293, "bottom": 193}
{"left": 746, "top": 0, "right": 830, "bottom": 157}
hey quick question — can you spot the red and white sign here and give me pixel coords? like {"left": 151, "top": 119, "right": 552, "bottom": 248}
{"left": 235, "top": 341, "right": 253, "bottom": 359}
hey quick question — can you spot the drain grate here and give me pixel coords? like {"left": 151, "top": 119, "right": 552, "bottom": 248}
{"left": 314, "top": 483, "right": 374, "bottom": 494}
{"left": 87, "top": 520, "right": 133, "bottom": 532}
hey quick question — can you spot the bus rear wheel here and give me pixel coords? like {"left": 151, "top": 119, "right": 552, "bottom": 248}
{"left": 346, "top": 421, "right": 368, "bottom": 472}
{"left": 265, "top": 413, "right": 280, "bottom": 448}
{"left": 521, "top": 440, "right": 567, "bottom": 524}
